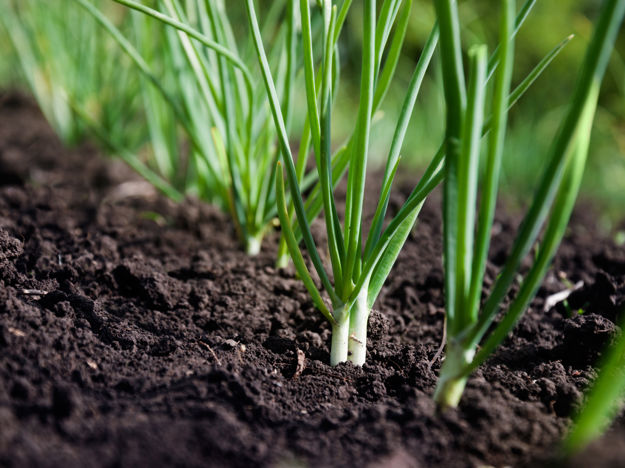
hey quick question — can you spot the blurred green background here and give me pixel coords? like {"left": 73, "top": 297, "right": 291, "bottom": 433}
{"left": 0, "top": 0, "right": 623, "bottom": 228}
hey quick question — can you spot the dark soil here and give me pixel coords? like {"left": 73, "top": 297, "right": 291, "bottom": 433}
{"left": 1, "top": 92, "right": 624, "bottom": 468}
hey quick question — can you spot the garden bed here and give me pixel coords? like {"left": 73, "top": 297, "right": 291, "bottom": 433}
{"left": 1, "top": 93, "right": 624, "bottom": 467}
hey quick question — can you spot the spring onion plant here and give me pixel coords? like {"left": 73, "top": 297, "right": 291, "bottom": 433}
{"left": 432, "top": 0, "right": 625, "bottom": 408}
{"left": 246, "top": 0, "right": 440, "bottom": 365}
{"left": 270, "top": 0, "right": 421, "bottom": 271}
{"left": 247, "top": 0, "right": 557, "bottom": 365}
{"left": 563, "top": 311, "right": 625, "bottom": 455}
{"left": 77, "top": 0, "right": 299, "bottom": 254}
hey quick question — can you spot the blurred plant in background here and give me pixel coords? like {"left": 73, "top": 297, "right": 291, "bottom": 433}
{"left": 0, "top": 0, "right": 309, "bottom": 253}
{"left": 0, "top": 0, "right": 191, "bottom": 201}
{"left": 0, "top": 0, "right": 144, "bottom": 148}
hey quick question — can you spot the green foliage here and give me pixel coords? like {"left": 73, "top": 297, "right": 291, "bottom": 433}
{"left": 397, "top": 0, "right": 625, "bottom": 226}
{"left": 77, "top": 0, "right": 302, "bottom": 254}
{"left": 248, "top": 0, "right": 443, "bottom": 365}
{"left": 432, "top": 0, "right": 625, "bottom": 408}
{"left": 0, "top": 0, "right": 191, "bottom": 200}
{"left": 248, "top": 0, "right": 577, "bottom": 367}
{"left": 0, "top": 0, "right": 143, "bottom": 147}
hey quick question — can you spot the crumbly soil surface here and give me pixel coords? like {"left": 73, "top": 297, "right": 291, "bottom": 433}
{"left": 1, "top": 93, "right": 624, "bottom": 468}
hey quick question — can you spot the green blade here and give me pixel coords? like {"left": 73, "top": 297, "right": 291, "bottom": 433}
{"left": 435, "top": 0, "right": 467, "bottom": 332}
{"left": 372, "top": 0, "right": 412, "bottom": 113}
{"left": 466, "top": 0, "right": 515, "bottom": 330}
{"left": 343, "top": 0, "right": 376, "bottom": 291}
{"left": 464, "top": 0, "right": 625, "bottom": 350}
{"left": 467, "top": 80, "right": 598, "bottom": 373}
{"left": 506, "top": 34, "right": 574, "bottom": 111}
{"left": 486, "top": 0, "right": 536, "bottom": 81}
{"left": 348, "top": 164, "right": 443, "bottom": 305}
{"left": 203, "top": 0, "right": 249, "bottom": 242}
{"left": 245, "top": 0, "right": 340, "bottom": 307}
{"left": 113, "top": 0, "right": 253, "bottom": 87}
{"left": 452, "top": 44, "right": 487, "bottom": 334}
{"left": 318, "top": 6, "right": 345, "bottom": 289}
{"left": 364, "top": 24, "right": 438, "bottom": 260}
{"left": 366, "top": 157, "right": 423, "bottom": 308}
{"left": 276, "top": 163, "right": 336, "bottom": 325}
{"left": 299, "top": 0, "right": 322, "bottom": 161}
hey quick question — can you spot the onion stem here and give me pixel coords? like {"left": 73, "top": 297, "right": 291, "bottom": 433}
{"left": 433, "top": 0, "right": 624, "bottom": 408}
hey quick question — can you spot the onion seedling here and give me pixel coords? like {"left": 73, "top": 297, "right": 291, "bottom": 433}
{"left": 247, "top": 0, "right": 555, "bottom": 365}
{"left": 247, "top": 0, "right": 441, "bottom": 365}
{"left": 77, "top": 0, "right": 298, "bottom": 255}
{"left": 433, "top": 0, "right": 625, "bottom": 408}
